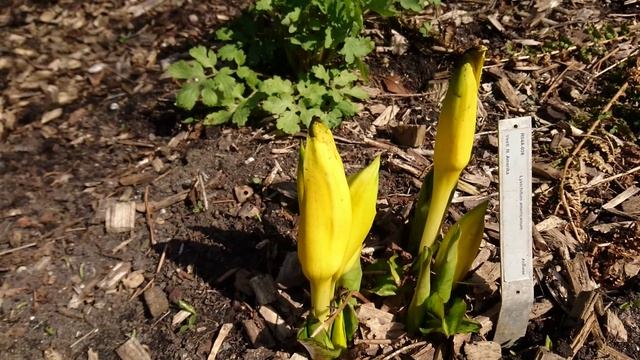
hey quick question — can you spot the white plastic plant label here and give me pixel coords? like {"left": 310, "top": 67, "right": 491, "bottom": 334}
{"left": 493, "top": 116, "right": 534, "bottom": 347}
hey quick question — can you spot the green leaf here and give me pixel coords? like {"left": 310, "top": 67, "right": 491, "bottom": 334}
{"left": 168, "top": 60, "right": 204, "bottom": 80}
{"left": 297, "top": 317, "right": 342, "bottom": 359}
{"left": 189, "top": 46, "right": 217, "bottom": 69}
{"left": 364, "top": 0, "right": 398, "bottom": 16}
{"left": 215, "top": 28, "right": 233, "bottom": 41}
{"left": 254, "top": 0, "right": 272, "bottom": 11}
{"left": 297, "top": 82, "right": 327, "bottom": 107}
{"left": 336, "top": 100, "right": 358, "bottom": 117}
{"left": 399, "top": 0, "right": 424, "bottom": 12}
{"left": 371, "top": 283, "right": 399, "bottom": 297}
{"left": 456, "top": 318, "right": 481, "bottom": 334}
{"left": 444, "top": 297, "right": 466, "bottom": 336}
{"left": 332, "top": 71, "right": 358, "bottom": 87}
{"left": 406, "top": 247, "right": 432, "bottom": 333}
{"left": 176, "top": 82, "right": 200, "bottom": 110}
{"left": 343, "top": 86, "right": 369, "bottom": 100}
{"left": 424, "top": 293, "right": 445, "bottom": 321}
{"left": 449, "top": 200, "right": 489, "bottom": 286}
{"left": 260, "top": 76, "right": 293, "bottom": 95}
{"left": 212, "top": 71, "right": 238, "bottom": 96}
{"left": 366, "top": 255, "right": 403, "bottom": 297}
{"left": 299, "top": 107, "right": 324, "bottom": 127}
{"left": 409, "top": 170, "right": 434, "bottom": 252}
{"left": 276, "top": 110, "right": 300, "bottom": 134}
{"left": 311, "top": 65, "right": 331, "bottom": 83}
{"left": 339, "top": 37, "right": 374, "bottom": 64}
{"left": 217, "top": 44, "right": 246, "bottom": 65}
{"left": 204, "top": 110, "right": 232, "bottom": 125}
{"left": 232, "top": 92, "right": 265, "bottom": 127}
{"left": 325, "top": 108, "right": 344, "bottom": 128}
{"left": 201, "top": 87, "right": 218, "bottom": 107}
{"left": 237, "top": 66, "right": 260, "bottom": 89}
{"left": 281, "top": 8, "right": 301, "bottom": 33}
{"left": 343, "top": 302, "right": 359, "bottom": 341}
{"left": 337, "top": 259, "right": 362, "bottom": 292}
{"left": 432, "top": 224, "right": 461, "bottom": 303}
{"left": 262, "top": 95, "right": 294, "bottom": 115}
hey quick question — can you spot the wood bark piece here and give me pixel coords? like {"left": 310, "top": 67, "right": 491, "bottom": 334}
{"left": 258, "top": 305, "right": 291, "bottom": 341}
{"left": 605, "top": 309, "right": 628, "bottom": 342}
{"left": 249, "top": 274, "right": 277, "bottom": 305}
{"left": 207, "top": 323, "right": 233, "bottom": 360}
{"left": 97, "top": 262, "right": 131, "bottom": 290}
{"left": 119, "top": 172, "right": 155, "bottom": 186}
{"left": 391, "top": 125, "right": 427, "bottom": 148}
{"left": 136, "top": 190, "right": 189, "bottom": 213}
{"left": 242, "top": 319, "right": 275, "bottom": 347}
{"left": 463, "top": 341, "right": 501, "bottom": 360}
{"left": 105, "top": 202, "right": 136, "bottom": 233}
{"left": 276, "top": 251, "right": 305, "bottom": 288}
{"left": 116, "top": 337, "right": 151, "bottom": 360}
{"left": 564, "top": 254, "right": 596, "bottom": 294}
{"left": 143, "top": 286, "right": 169, "bottom": 318}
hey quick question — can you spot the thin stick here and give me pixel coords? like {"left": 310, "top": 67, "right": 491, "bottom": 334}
{"left": 144, "top": 186, "right": 156, "bottom": 245}
{"left": 207, "top": 323, "right": 233, "bottom": 360}
{"left": 579, "top": 165, "right": 640, "bottom": 190}
{"left": 70, "top": 328, "right": 99, "bottom": 348}
{"left": 556, "top": 82, "right": 629, "bottom": 241}
{"left": 0, "top": 242, "right": 37, "bottom": 256}
{"left": 310, "top": 291, "right": 355, "bottom": 338}
{"left": 381, "top": 341, "right": 428, "bottom": 360}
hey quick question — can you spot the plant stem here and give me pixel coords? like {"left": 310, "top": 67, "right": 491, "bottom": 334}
{"left": 418, "top": 170, "right": 460, "bottom": 251}
{"left": 311, "top": 278, "right": 335, "bottom": 322}
{"left": 407, "top": 249, "right": 431, "bottom": 334}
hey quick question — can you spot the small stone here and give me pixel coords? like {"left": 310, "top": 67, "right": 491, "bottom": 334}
{"left": 151, "top": 158, "right": 164, "bottom": 173}
{"left": 143, "top": 286, "right": 169, "bottom": 318}
{"left": 122, "top": 270, "right": 145, "bottom": 289}
{"left": 43, "top": 348, "right": 64, "bottom": 360}
{"left": 116, "top": 337, "right": 151, "bottom": 360}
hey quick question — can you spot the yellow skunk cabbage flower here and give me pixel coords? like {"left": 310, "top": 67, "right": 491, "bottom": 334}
{"left": 297, "top": 121, "right": 352, "bottom": 321}
{"left": 419, "top": 47, "right": 486, "bottom": 252}
{"left": 338, "top": 155, "right": 380, "bottom": 280}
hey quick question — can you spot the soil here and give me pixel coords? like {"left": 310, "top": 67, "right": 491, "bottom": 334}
{"left": 1, "top": 1, "right": 640, "bottom": 360}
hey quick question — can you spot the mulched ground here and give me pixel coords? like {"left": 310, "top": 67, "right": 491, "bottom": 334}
{"left": 1, "top": 1, "right": 639, "bottom": 359}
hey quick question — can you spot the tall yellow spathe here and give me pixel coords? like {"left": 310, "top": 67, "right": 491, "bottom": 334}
{"left": 419, "top": 47, "right": 486, "bottom": 252}
{"left": 297, "top": 121, "right": 352, "bottom": 321}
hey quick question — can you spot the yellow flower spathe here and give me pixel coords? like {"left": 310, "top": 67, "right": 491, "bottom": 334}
{"left": 297, "top": 121, "right": 352, "bottom": 320}
{"left": 419, "top": 47, "right": 486, "bottom": 252}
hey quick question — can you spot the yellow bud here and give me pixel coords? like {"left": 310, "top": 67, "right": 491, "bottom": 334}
{"left": 419, "top": 47, "right": 486, "bottom": 251}
{"left": 297, "top": 120, "right": 352, "bottom": 320}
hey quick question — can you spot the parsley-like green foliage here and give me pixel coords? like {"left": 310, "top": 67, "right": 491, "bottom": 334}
{"left": 167, "top": 46, "right": 368, "bottom": 134}
{"left": 168, "top": 0, "right": 439, "bottom": 133}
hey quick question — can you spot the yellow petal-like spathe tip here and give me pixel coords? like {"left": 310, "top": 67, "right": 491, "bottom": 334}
{"left": 337, "top": 155, "right": 380, "bottom": 278}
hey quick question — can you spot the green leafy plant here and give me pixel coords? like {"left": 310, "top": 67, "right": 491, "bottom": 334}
{"left": 168, "top": 46, "right": 367, "bottom": 134}
{"left": 168, "top": 0, "right": 440, "bottom": 133}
